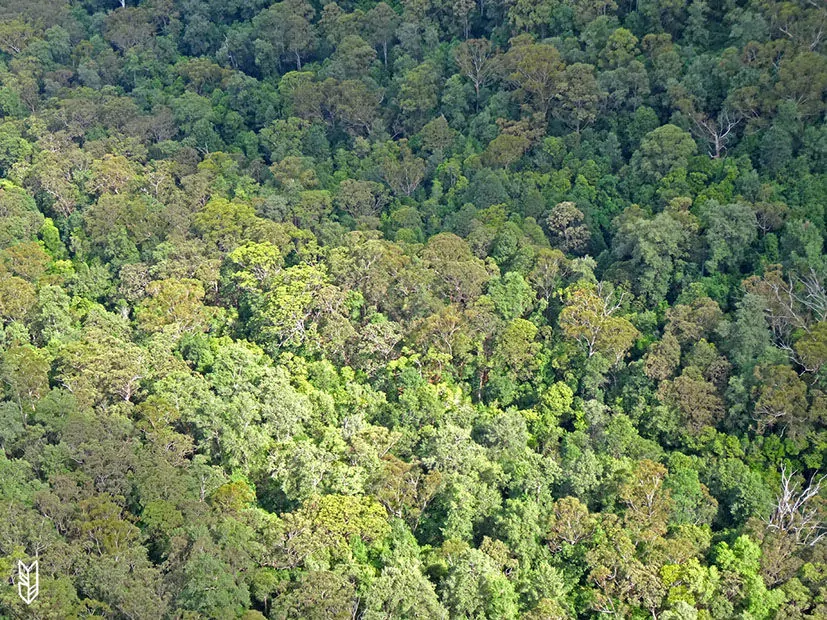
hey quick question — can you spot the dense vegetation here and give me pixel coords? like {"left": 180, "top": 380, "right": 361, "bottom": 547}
{"left": 1, "top": 0, "right": 827, "bottom": 617}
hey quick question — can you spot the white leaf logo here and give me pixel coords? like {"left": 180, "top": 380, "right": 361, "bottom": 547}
{"left": 16, "top": 559, "right": 38, "bottom": 605}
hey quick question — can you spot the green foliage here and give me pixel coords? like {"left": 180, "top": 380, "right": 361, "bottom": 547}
{"left": 0, "top": 0, "right": 825, "bottom": 617}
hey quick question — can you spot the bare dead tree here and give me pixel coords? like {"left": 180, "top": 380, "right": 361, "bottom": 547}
{"left": 596, "top": 280, "right": 626, "bottom": 318}
{"left": 797, "top": 268, "right": 827, "bottom": 324}
{"left": 691, "top": 110, "right": 742, "bottom": 159}
{"left": 765, "top": 464, "right": 827, "bottom": 547}
{"left": 749, "top": 267, "right": 827, "bottom": 347}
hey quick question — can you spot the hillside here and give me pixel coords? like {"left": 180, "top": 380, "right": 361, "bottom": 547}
{"left": 1, "top": 0, "right": 827, "bottom": 618}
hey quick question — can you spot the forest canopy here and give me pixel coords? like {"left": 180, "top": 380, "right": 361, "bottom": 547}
{"left": 1, "top": 0, "right": 827, "bottom": 618}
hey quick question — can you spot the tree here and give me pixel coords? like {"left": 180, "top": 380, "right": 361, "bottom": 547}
{"left": 254, "top": 0, "right": 317, "bottom": 72}
{"left": 665, "top": 464, "right": 718, "bottom": 527}
{"left": 55, "top": 327, "right": 146, "bottom": 408}
{"left": 365, "top": 3, "right": 399, "bottom": 66}
{"left": 397, "top": 62, "right": 442, "bottom": 133}
{"left": 439, "top": 547, "right": 519, "bottom": 619}
{"left": 26, "top": 146, "right": 88, "bottom": 218}
{"left": 611, "top": 202, "right": 697, "bottom": 304}
{"left": 487, "top": 272, "right": 534, "bottom": 321}
{"left": 545, "top": 496, "right": 596, "bottom": 552}
{"left": 634, "top": 124, "right": 697, "bottom": 183}
{"left": 529, "top": 248, "right": 567, "bottom": 303}
{"left": 483, "top": 132, "right": 530, "bottom": 169}
{"left": 559, "top": 284, "right": 639, "bottom": 365}
{"left": 794, "top": 321, "right": 827, "bottom": 373}
{"left": 618, "top": 459, "right": 672, "bottom": 539}
{"left": 270, "top": 571, "right": 358, "bottom": 620}
{"left": 364, "top": 559, "right": 447, "bottom": 619}
{"left": 690, "top": 110, "right": 742, "bottom": 159}
{"left": 104, "top": 7, "right": 155, "bottom": 51}
{"left": 751, "top": 364, "right": 808, "bottom": 434}
{"left": 422, "top": 233, "right": 491, "bottom": 305}
{"left": 335, "top": 179, "right": 388, "bottom": 219}
{"left": 175, "top": 552, "right": 251, "bottom": 619}
{"left": 586, "top": 513, "right": 663, "bottom": 617}
{"left": 0, "top": 344, "right": 49, "bottom": 419}
{"left": 192, "top": 198, "right": 260, "bottom": 252}
{"left": 454, "top": 39, "right": 499, "bottom": 110}
{"left": 506, "top": 0, "right": 557, "bottom": 37}
{"left": 657, "top": 366, "right": 725, "bottom": 436}
{"left": 370, "top": 455, "right": 441, "bottom": 530}
{"left": 326, "top": 35, "right": 378, "bottom": 80}
{"left": 775, "top": 52, "right": 827, "bottom": 119}
{"left": 419, "top": 116, "right": 457, "bottom": 159}
{"left": 135, "top": 278, "right": 210, "bottom": 336}
{"left": 492, "top": 317, "right": 541, "bottom": 381}
{"left": 766, "top": 465, "right": 827, "bottom": 549}
{"left": 78, "top": 548, "right": 168, "bottom": 619}
{"left": 546, "top": 202, "right": 591, "bottom": 255}
{"left": 278, "top": 71, "right": 324, "bottom": 120}
{"left": 743, "top": 265, "right": 827, "bottom": 348}
{"left": 712, "top": 535, "right": 785, "bottom": 618}
{"left": 324, "top": 78, "right": 383, "bottom": 137}
{"left": 88, "top": 154, "right": 135, "bottom": 196}
{"left": 721, "top": 293, "right": 773, "bottom": 372}
{"left": 700, "top": 200, "right": 758, "bottom": 274}
{"left": 554, "top": 63, "right": 603, "bottom": 133}
{"left": 664, "top": 297, "right": 723, "bottom": 345}
{"left": 504, "top": 36, "right": 564, "bottom": 119}
{"left": 1, "top": 241, "right": 50, "bottom": 281}
{"left": 224, "top": 241, "right": 284, "bottom": 298}
{"left": 379, "top": 140, "right": 426, "bottom": 196}
{"left": 273, "top": 494, "right": 390, "bottom": 566}
{"left": 451, "top": 0, "right": 476, "bottom": 39}
{"left": 0, "top": 275, "right": 36, "bottom": 323}
{"left": 0, "top": 182, "right": 42, "bottom": 249}
{"left": 0, "top": 20, "right": 36, "bottom": 56}
{"left": 644, "top": 333, "right": 681, "bottom": 381}
{"left": 279, "top": 0, "right": 318, "bottom": 71}
{"left": 239, "top": 263, "right": 344, "bottom": 350}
